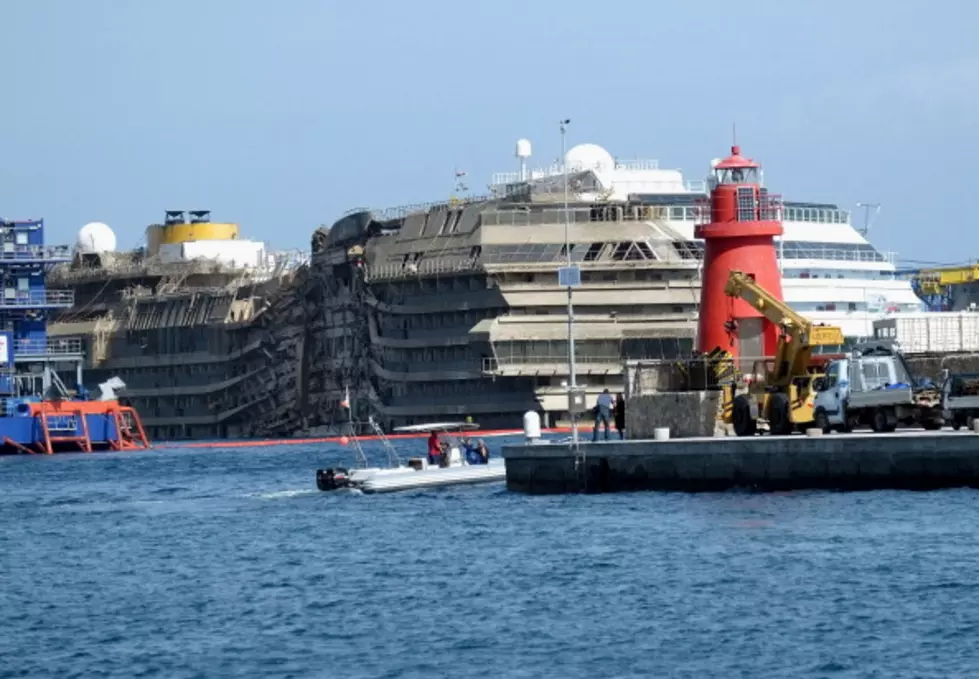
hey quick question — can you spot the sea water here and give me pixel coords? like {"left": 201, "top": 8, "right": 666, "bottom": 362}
{"left": 3, "top": 438, "right": 979, "bottom": 678}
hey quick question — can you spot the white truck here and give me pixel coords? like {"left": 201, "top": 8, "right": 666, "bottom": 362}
{"left": 812, "top": 345, "right": 943, "bottom": 433}
{"left": 940, "top": 372, "right": 979, "bottom": 430}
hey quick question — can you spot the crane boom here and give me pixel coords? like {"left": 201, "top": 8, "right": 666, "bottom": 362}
{"left": 724, "top": 270, "right": 843, "bottom": 347}
{"left": 724, "top": 270, "right": 844, "bottom": 385}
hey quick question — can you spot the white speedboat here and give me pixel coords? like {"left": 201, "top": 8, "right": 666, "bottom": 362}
{"left": 315, "top": 422, "right": 505, "bottom": 494}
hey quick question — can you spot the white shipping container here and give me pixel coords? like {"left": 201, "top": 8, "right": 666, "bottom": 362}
{"left": 873, "top": 313, "right": 979, "bottom": 354}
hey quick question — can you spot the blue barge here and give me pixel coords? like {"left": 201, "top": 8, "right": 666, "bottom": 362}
{"left": 0, "top": 217, "right": 149, "bottom": 454}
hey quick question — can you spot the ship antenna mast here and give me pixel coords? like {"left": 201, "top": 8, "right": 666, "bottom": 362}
{"left": 451, "top": 167, "right": 469, "bottom": 206}
{"left": 855, "top": 202, "right": 881, "bottom": 237}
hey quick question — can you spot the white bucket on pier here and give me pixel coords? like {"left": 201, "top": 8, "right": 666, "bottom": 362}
{"left": 523, "top": 411, "right": 542, "bottom": 441}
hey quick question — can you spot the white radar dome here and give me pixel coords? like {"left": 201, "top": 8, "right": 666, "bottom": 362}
{"left": 516, "top": 138, "right": 532, "bottom": 158}
{"left": 565, "top": 143, "right": 615, "bottom": 172}
{"left": 76, "top": 221, "right": 117, "bottom": 254}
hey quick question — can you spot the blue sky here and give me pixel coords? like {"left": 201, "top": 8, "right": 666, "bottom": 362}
{"left": 3, "top": 0, "right": 977, "bottom": 265}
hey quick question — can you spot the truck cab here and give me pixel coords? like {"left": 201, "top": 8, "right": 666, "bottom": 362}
{"left": 940, "top": 372, "right": 979, "bottom": 430}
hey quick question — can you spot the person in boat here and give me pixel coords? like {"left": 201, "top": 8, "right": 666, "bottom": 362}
{"left": 427, "top": 431, "right": 443, "bottom": 466}
{"left": 462, "top": 437, "right": 482, "bottom": 465}
{"left": 462, "top": 437, "right": 490, "bottom": 465}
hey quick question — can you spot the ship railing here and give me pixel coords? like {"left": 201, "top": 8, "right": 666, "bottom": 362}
{"left": 782, "top": 247, "right": 896, "bottom": 265}
{"left": 49, "top": 259, "right": 215, "bottom": 282}
{"left": 49, "top": 254, "right": 304, "bottom": 285}
{"left": 491, "top": 158, "right": 665, "bottom": 186}
{"left": 480, "top": 204, "right": 707, "bottom": 227}
{"left": 609, "top": 179, "right": 707, "bottom": 194}
{"left": 483, "top": 354, "right": 624, "bottom": 372}
{"left": 521, "top": 179, "right": 707, "bottom": 199}
{"left": 362, "top": 246, "right": 895, "bottom": 281}
{"left": 369, "top": 194, "right": 493, "bottom": 222}
{"left": 0, "top": 245, "right": 72, "bottom": 262}
{"left": 363, "top": 258, "right": 480, "bottom": 281}
{"left": 0, "top": 289, "right": 75, "bottom": 307}
{"left": 12, "top": 338, "right": 84, "bottom": 356}
{"left": 692, "top": 194, "right": 785, "bottom": 225}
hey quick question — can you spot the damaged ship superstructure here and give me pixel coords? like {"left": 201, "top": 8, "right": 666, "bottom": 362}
{"left": 48, "top": 212, "right": 309, "bottom": 440}
{"left": 306, "top": 142, "right": 705, "bottom": 430}
{"left": 305, "top": 138, "right": 913, "bottom": 431}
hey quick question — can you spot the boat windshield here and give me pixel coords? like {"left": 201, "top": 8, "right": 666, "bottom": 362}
{"left": 393, "top": 422, "right": 486, "bottom": 465}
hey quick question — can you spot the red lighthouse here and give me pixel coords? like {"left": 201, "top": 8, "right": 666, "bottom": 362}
{"left": 695, "top": 145, "right": 783, "bottom": 360}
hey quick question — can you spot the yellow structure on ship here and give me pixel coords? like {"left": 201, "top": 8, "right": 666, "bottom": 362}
{"left": 145, "top": 210, "right": 240, "bottom": 257}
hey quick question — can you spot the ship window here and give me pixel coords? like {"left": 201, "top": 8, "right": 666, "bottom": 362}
{"left": 611, "top": 243, "right": 632, "bottom": 260}
{"left": 436, "top": 212, "right": 450, "bottom": 235}
{"left": 583, "top": 243, "right": 605, "bottom": 261}
{"left": 14, "top": 232, "right": 27, "bottom": 246}
{"left": 16, "top": 277, "right": 28, "bottom": 292}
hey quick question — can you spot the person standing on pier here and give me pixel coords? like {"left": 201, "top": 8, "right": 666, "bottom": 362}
{"left": 592, "top": 389, "right": 614, "bottom": 441}
{"left": 614, "top": 393, "right": 626, "bottom": 440}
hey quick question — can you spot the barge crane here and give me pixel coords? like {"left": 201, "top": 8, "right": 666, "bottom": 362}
{"left": 0, "top": 217, "right": 149, "bottom": 454}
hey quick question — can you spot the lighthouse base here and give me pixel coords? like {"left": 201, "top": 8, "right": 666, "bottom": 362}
{"left": 732, "top": 317, "right": 765, "bottom": 368}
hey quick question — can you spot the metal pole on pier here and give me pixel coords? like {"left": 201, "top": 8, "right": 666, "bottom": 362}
{"left": 559, "top": 119, "right": 580, "bottom": 446}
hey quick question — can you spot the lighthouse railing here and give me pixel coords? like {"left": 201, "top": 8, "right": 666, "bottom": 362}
{"left": 693, "top": 193, "right": 784, "bottom": 225}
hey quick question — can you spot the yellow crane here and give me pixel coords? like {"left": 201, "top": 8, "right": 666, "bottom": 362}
{"left": 908, "top": 262, "right": 979, "bottom": 309}
{"left": 722, "top": 270, "right": 845, "bottom": 436}
{"left": 916, "top": 263, "right": 979, "bottom": 295}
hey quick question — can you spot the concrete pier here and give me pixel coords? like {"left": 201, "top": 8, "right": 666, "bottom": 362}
{"left": 501, "top": 431, "right": 979, "bottom": 494}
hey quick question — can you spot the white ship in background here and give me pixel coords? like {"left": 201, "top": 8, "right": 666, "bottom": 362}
{"left": 491, "top": 140, "right": 922, "bottom": 339}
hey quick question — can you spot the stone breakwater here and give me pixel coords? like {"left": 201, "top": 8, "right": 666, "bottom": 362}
{"left": 502, "top": 430, "right": 979, "bottom": 494}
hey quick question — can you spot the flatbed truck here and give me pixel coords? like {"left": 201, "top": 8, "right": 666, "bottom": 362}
{"left": 812, "top": 345, "right": 943, "bottom": 433}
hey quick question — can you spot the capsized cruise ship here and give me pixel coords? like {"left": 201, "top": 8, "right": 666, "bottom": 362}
{"left": 302, "top": 139, "right": 922, "bottom": 431}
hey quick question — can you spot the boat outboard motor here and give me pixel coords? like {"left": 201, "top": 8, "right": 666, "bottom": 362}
{"left": 316, "top": 467, "right": 350, "bottom": 491}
